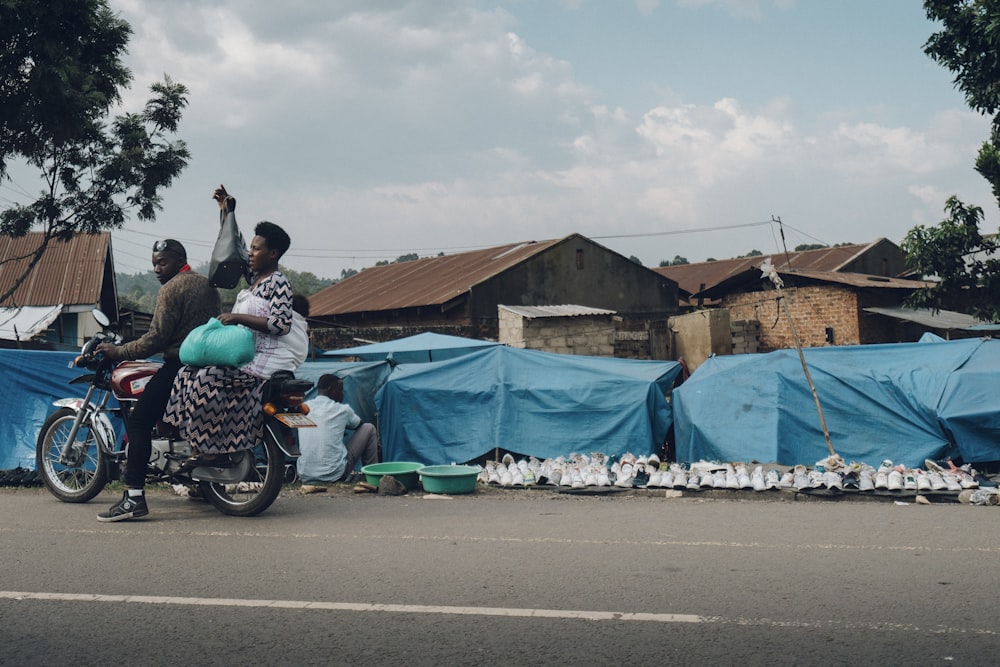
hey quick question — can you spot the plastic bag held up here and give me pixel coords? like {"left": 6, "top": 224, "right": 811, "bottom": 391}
{"left": 209, "top": 209, "right": 248, "bottom": 288}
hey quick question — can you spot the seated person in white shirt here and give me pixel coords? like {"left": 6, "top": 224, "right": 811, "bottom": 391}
{"left": 297, "top": 374, "right": 379, "bottom": 491}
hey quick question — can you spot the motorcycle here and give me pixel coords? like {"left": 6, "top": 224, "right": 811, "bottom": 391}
{"left": 35, "top": 309, "right": 315, "bottom": 516}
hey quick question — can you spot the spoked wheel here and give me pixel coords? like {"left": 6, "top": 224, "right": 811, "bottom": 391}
{"left": 199, "top": 428, "right": 284, "bottom": 516}
{"left": 36, "top": 408, "right": 109, "bottom": 503}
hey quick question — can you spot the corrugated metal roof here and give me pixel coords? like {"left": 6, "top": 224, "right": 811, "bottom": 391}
{"left": 700, "top": 267, "right": 931, "bottom": 299}
{"left": 779, "top": 269, "right": 931, "bottom": 290}
{"left": 499, "top": 304, "right": 617, "bottom": 319}
{"left": 309, "top": 238, "right": 563, "bottom": 316}
{"left": 863, "top": 306, "right": 1000, "bottom": 331}
{"left": 653, "top": 241, "right": 877, "bottom": 298}
{"left": 0, "top": 232, "right": 111, "bottom": 307}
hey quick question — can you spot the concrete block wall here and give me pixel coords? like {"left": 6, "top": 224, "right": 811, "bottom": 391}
{"left": 731, "top": 319, "right": 760, "bottom": 354}
{"left": 500, "top": 312, "right": 615, "bottom": 356}
{"left": 723, "top": 285, "right": 860, "bottom": 352}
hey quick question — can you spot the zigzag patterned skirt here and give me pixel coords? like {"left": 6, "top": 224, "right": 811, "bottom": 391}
{"left": 163, "top": 365, "right": 266, "bottom": 455}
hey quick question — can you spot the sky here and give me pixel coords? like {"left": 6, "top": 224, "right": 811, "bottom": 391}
{"left": 6, "top": 0, "right": 998, "bottom": 279}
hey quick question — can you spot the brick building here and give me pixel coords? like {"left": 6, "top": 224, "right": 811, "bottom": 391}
{"left": 700, "top": 268, "right": 936, "bottom": 351}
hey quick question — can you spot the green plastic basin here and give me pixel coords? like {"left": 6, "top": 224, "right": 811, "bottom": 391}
{"left": 418, "top": 465, "right": 480, "bottom": 495}
{"left": 361, "top": 462, "right": 423, "bottom": 490}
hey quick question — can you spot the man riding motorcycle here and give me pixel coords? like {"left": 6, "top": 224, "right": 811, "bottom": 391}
{"left": 95, "top": 240, "right": 221, "bottom": 522}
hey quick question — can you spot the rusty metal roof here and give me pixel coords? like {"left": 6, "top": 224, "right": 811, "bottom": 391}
{"left": 499, "top": 304, "right": 617, "bottom": 319}
{"left": 653, "top": 241, "right": 880, "bottom": 298}
{"left": 700, "top": 267, "right": 931, "bottom": 299}
{"left": 309, "top": 238, "right": 563, "bottom": 316}
{"left": 0, "top": 232, "right": 111, "bottom": 307}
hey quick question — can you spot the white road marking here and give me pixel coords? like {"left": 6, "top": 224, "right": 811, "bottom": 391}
{"left": 1, "top": 526, "right": 999, "bottom": 553}
{"left": 0, "top": 590, "right": 995, "bottom": 636}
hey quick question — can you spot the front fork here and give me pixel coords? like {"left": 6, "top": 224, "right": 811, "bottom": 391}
{"left": 55, "top": 389, "right": 117, "bottom": 465}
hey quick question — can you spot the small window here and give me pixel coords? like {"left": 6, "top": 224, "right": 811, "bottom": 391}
{"left": 576, "top": 248, "right": 584, "bottom": 270}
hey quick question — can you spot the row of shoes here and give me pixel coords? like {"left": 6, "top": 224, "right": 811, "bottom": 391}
{"left": 480, "top": 453, "right": 667, "bottom": 489}
{"left": 478, "top": 454, "right": 993, "bottom": 493}
{"left": 0, "top": 467, "right": 43, "bottom": 488}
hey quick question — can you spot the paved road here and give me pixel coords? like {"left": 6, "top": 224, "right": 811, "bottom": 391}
{"left": 1, "top": 486, "right": 998, "bottom": 666}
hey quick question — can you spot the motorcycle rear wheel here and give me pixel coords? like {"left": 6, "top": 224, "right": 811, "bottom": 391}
{"left": 199, "top": 427, "right": 284, "bottom": 516}
{"left": 36, "top": 407, "right": 109, "bottom": 503}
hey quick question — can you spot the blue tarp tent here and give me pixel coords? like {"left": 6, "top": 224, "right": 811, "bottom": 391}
{"left": 0, "top": 349, "right": 101, "bottom": 469}
{"left": 374, "top": 345, "right": 681, "bottom": 465}
{"left": 672, "top": 337, "right": 1000, "bottom": 468}
{"left": 295, "top": 359, "right": 392, "bottom": 424}
{"left": 937, "top": 339, "right": 1000, "bottom": 463}
{"left": 324, "top": 332, "right": 499, "bottom": 364}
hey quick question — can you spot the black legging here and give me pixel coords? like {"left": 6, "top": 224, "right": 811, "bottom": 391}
{"left": 123, "top": 357, "right": 182, "bottom": 488}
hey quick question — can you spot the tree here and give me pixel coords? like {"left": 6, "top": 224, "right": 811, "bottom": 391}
{"left": 658, "top": 255, "right": 689, "bottom": 267}
{"left": 0, "top": 1, "right": 190, "bottom": 304}
{"left": 901, "top": 197, "right": 1000, "bottom": 321}
{"left": 794, "top": 244, "right": 829, "bottom": 252}
{"left": 737, "top": 249, "right": 763, "bottom": 258}
{"left": 902, "top": 0, "right": 1000, "bottom": 320}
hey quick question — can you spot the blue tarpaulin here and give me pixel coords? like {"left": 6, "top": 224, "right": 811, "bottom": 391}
{"left": 0, "top": 349, "right": 94, "bottom": 469}
{"left": 374, "top": 345, "right": 681, "bottom": 465}
{"left": 295, "top": 359, "right": 392, "bottom": 424}
{"left": 324, "top": 332, "right": 499, "bottom": 364}
{"left": 672, "top": 337, "right": 1000, "bottom": 468}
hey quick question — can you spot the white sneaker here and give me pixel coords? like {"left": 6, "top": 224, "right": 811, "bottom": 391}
{"left": 914, "top": 469, "right": 931, "bottom": 491}
{"left": 737, "top": 465, "right": 753, "bottom": 489}
{"left": 903, "top": 470, "right": 917, "bottom": 491}
{"left": 724, "top": 469, "right": 739, "bottom": 489}
{"left": 751, "top": 466, "right": 766, "bottom": 491}
{"left": 596, "top": 468, "right": 611, "bottom": 486}
{"left": 686, "top": 473, "right": 701, "bottom": 490}
{"left": 887, "top": 469, "right": 904, "bottom": 491}
{"left": 614, "top": 464, "right": 634, "bottom": 488}
{"left": 672, "top": 470, "right": 688, "bottom": 489}
{"left": 779, "top": 470, "right": 795, "bottom": 488}
{"left": 942, "top": 473, "right": 962, "bottom": 491}
{"left": 823, "top": 471, "right": 843, "bottom": 490}
{"left": 859, "top": 468, "right": 875, "bottom": 492}
{"left": 928, "top": 471, "right": 947, "bottom": 491}
{"left": 874, "top": 469, "right": 889, "bottom": 490}
{"left": 793, "top": 465, "right": 810, "bottom": 490}
{"left": 765, "top": 469, "right": 780, "bottom": 489}
{"left": 646, "top": 469, "right": 662, "bottom": 488}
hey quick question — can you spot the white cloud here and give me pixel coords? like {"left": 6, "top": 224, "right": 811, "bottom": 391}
{"left": 96, "top": 0, "right": 993, "bottom": 278}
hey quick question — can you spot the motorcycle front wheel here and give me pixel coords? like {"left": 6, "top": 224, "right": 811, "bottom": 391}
{"left": 200, "top": 427, "right": 284, "bottom": 516}
{"left": 36, "top": 408, "right": 109, "bottom": 503}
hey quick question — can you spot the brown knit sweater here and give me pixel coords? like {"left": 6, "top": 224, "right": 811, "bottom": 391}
{"left": 118, "top": 271, "right": 222, "bottom": 361}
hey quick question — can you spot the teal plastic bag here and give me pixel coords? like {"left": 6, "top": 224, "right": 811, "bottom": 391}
{"left": 179, "top": 318, "right": 255, "bottom": 367}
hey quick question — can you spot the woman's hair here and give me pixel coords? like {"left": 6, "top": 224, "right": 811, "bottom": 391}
{"left": 254, "top": 221, "right": 291, "bottom": 258}
{"left": 292, "top": 293, "right": 310, "bottom": 317}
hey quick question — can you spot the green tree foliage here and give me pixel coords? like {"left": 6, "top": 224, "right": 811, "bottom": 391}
{"left": 737, "top": 249, "right": 763, "bottom": 258}
{"left": 0, "top": 0, "right": 189, "bottom": 303}
{"left": 117, "top": 264, "right": 334, "bottom": 315}
{"left": 658, "top": 255, "right": 689, "bottom": 267}
{"left": 375, "top": 253, "right": 420, "bottom": 266}
{"left": 794, "top": 243, "right": 829, "bottom": 251}
{"left": 902, "top": 197, "right": 1000, "bottom": 321}
{"left": 901, "top": 1, "right": 1000, "bottom": 320}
